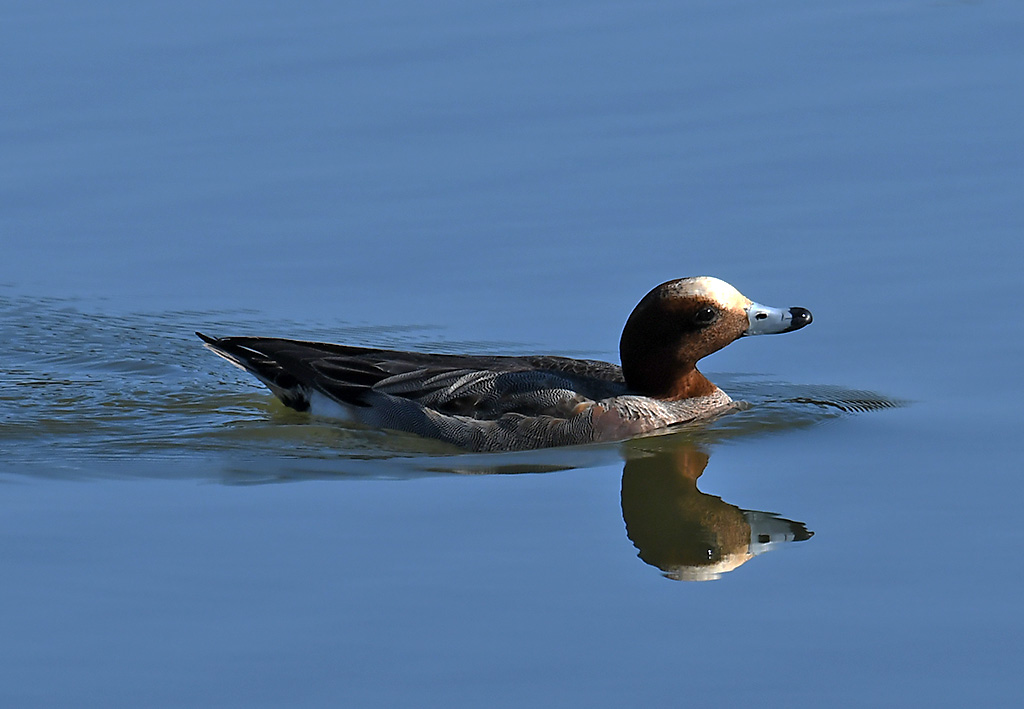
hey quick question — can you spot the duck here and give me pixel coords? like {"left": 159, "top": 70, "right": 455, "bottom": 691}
{"left": 198, "top": 276, "right": 811, "bottom": 452}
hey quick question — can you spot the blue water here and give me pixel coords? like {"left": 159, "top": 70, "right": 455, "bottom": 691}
{"left": 3, "top": 1, "right": 1023, "bottom": 706}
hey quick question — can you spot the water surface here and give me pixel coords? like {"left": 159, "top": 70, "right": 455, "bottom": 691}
{"left": 2, "top": 1, "right": 1023, "bottom": 706}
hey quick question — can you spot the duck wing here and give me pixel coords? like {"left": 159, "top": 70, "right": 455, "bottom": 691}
{"left": 197, "top": 333, "right": 627, "bottom": 420}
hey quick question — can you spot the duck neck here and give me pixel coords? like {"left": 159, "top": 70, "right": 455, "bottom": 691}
{"left": 619, "top": 300, "right": 720, "bottom": 401}
{"left": 666, "top": 367, "right": 718, "bottom": 400}
{"left": 620, "top": 348, "right": 717, "bottom": 401}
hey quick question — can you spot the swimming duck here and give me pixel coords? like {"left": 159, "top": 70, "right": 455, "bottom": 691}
{"left": 198, "top": 276, "right": 811, "bottom": 452}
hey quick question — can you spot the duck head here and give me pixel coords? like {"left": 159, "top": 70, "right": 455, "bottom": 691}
{"left": 619, "top": 277, "right": 812, "bottom": 400}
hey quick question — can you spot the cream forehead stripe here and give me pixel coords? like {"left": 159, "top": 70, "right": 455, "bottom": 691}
{"left": 660, "top": 277, "right": 752, "bottom": 310}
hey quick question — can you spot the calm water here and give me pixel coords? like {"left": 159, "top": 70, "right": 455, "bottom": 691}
{"left": 3, "top": 1, "right": 1023, "bottom": 706}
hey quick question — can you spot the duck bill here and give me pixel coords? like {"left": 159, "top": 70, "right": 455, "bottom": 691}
{"left": 743, "top": 303, "right": 813, "bottom": 336}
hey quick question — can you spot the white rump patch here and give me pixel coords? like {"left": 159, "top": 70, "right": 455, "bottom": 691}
{"left": 308, "top": 391, "right": 357, "bottom": 422}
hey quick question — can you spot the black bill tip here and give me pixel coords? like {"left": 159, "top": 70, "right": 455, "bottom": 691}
{"left": 787, "top": 307, "right": 813, "bottom": 332}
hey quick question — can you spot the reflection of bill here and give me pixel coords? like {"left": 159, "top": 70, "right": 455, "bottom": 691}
{"left": 621, "top": 441, "right": 812, "bottom": 581}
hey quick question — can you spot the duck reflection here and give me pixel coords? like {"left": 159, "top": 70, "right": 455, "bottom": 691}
{"left": 621, "top": 438, "right": 812, "bottom": 581}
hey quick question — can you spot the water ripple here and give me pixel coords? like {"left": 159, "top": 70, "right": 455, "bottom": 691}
{"left": 0, "top": 295, "right": 902, "bottom": 480}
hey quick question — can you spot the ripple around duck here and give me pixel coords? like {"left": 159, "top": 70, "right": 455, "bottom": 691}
{"left": 0, "top": 295, "right": 904, "bottom": 481}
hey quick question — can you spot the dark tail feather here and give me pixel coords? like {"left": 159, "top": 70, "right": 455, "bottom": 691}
{"left": 196, "top": 332, "right": 313, "bottom": 411}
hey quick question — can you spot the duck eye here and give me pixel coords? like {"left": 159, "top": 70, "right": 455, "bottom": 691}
{"left": 694, "top": 306, "right": 718, "bottom": 325}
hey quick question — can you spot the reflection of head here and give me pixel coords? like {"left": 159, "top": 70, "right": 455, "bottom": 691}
{"left": 621, "top": 440, "right": 812, "bottom": 581}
